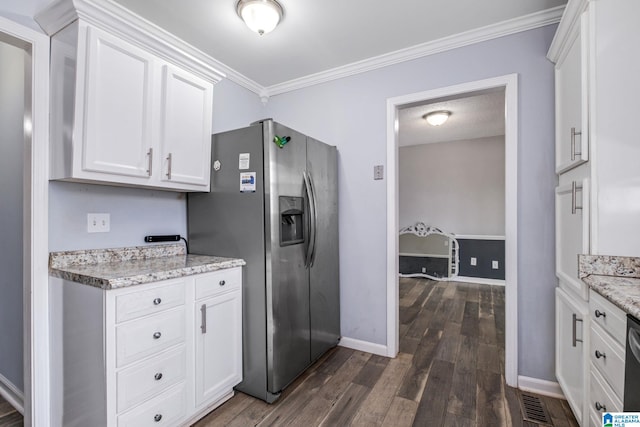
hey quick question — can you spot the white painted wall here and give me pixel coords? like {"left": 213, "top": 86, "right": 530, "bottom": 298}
{"left": 399, "top": 136, "right": 505, "bottom": 235}
{"left": 0, "top": 41, "right": 25, "bottom": 392}
{"left": 264, "top": 26, "right": 558, "bottom": 381}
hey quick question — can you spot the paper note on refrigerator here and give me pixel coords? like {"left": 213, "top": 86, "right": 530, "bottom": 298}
{"left": 240, "top": 172, "right": 256, "bottom": 192}
{"left": 239, "top": 153, "right": 250, "bottom": 170}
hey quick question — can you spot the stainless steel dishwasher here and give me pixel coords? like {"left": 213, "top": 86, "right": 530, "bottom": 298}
{"left": 624, "top": 314, "right": 640, "bottom": 411}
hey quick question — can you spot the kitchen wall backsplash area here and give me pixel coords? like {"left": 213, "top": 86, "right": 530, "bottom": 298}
{"left": 48, "top": 181, "right": 187, "bottom": 252}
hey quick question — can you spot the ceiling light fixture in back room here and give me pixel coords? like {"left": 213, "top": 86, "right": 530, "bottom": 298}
{"left": 424, "top": 110, "right": 451, "bottom": 126}
{"left": 236, "top": 0, "right": 284, "bottom": 35}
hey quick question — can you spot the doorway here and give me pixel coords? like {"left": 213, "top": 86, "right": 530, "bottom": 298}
{"left": 0, "top": 16, "right": 50, "bottom": 425}
{"left": 386, "top": 75, "right": 518, "bottom": 387}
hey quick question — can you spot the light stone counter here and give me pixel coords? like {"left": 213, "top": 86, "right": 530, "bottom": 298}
{"left": 579, "top": 254, "right": 640, "bottom": 319}
{"left": 49, "top": 244, "right": 245, "bottom": 290}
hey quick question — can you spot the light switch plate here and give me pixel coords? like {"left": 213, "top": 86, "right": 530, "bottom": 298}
{"left": 374, "top": 165, "right": 384, "bottom": 180}
{"left": 88, "top": 213, "right": 110, "bottom": 233}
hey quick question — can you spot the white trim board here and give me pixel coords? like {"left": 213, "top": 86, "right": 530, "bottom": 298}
{"left": 454, "top": 276, "right": 506, "bottom": 287}
{"left": 338, "top": 337, "right": 388, "bottom": 358}
{"left": 0, "top": 372, "right": 24, "bottom": 414}
{"left": 455, "top": 234, "right": 506, "bottom": 241}
{"left": 386, "top": 74, "right": 519, "bottom": 385}
{"left": 518, "top": 376, "right": 565, "bottom": 400}
{"left": 0, "top": 15, "right": 51, "bottom": 426}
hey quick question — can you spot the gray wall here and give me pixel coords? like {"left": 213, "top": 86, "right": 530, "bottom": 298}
{"left": 399, "top": 136, "right": 505, "bottom": 235}
{"left": 0, "top": 41, "right": 25, "bottom": 392}
{"left": 264, "top": 26, "right": 558, "bottom": 381}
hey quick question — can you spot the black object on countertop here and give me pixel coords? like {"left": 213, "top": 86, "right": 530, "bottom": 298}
{"left": 144, "top": 235, "right": 181, "bottom": 243}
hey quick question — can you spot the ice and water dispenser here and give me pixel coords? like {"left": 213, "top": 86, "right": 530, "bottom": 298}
{"left": 279, "top": 196, "right": 304, "bottom": 246}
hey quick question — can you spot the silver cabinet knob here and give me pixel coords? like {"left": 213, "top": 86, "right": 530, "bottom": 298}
{"left": 595, "top": 350, "right": 606, "bottom": 359}
{"left": 595, "top": 402, "right": 606, "bottom": 411}
{"left": 595, "top": 309, "right": 606, "bottom": 318}
{"left": 153, "top": 331, "right": 162, "bottom": 339}
{"left": 219, "top": 280, "right": 226, "bottom": 286}
{"left": 154, "top": 413, "right": 163, "bottom": 422}
{"left": 154, "top": 372, "right": 163, "bottom": 381}
{"left": 153, "top": 297, "right": 162, "bottom": 305}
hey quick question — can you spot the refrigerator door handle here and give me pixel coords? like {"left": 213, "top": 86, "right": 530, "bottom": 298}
{"left": 303, "top": 171, "right": 317, "bottom": 268}
{"left": 307, "top": 173, "right": 318, "bottom": 267}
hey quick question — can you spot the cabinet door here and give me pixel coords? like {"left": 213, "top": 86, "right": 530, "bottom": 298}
{"left": 555, "top": 13, "right": 589, "bottom": 174}
{"left": 556, "top": 287, "right": 589, "bottom": 426}
{"left": 556, "top": 178, "right": 590, "bottom": 299}
{"left": 159, "top": 64, "right": 212, "bottom": 189}
{"left": 194, "top": 290, "right": 242, "bottom": 407}
{"left": 82, "top": 26, "right": 154, "bottom": 179}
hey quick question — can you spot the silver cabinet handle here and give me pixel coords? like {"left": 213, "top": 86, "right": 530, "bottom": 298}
{"left": 595, "top": 402, "right": 606, "bottom": 412}
{"left": 166, "top": 153, "right": 172, "bottom": 179}
{"left": 153, "top": 331, "right": 162, "bottom": 339}
{"left": 154, "top": 372, "right": 163, "bottom": 381}
{"left": 219, "top": 280, "right": 226, "bottom": 287}
{"left": 571, "top": 181, "right": 583, "bottom": 215}
{"left": 200, "top": 304, "right": 207, "bottom": 334}
{"left": 153, "top": 297, "right": 162, "bottom": 306}
{"left": 570, "top": 127, "right": 582, "bottom": 161}
{"left": 595, "top": 309, "right": 606, "bottom": 318}
{"left": 147, "top": 148, "right": 153, "bottom": 176}
{"left": 595, "top": 350, "right": 606, "bottom": 359}
{"left": 572, "top": 313, "right": 583, "bottom": 347}
{"left": 154, "top": 414, "right": 162, "bottom": 422}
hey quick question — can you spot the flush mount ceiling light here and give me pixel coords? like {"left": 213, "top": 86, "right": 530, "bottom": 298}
{"left": 236, "top": 0, "right": 284, "bottom": 36}
{"left": 423, "top": 110, "right": 451, "bottom": 126}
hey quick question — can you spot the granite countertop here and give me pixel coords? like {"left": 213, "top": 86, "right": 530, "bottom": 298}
{"left": 49, "top": 244, "right": 245, "bottom": 290}
{"left": 579, "top": 254, "right": 640, "bottom": 319}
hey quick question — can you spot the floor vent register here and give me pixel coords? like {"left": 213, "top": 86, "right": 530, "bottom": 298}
{"left": 519, "top": 392, "right": 553, "bottom": 425}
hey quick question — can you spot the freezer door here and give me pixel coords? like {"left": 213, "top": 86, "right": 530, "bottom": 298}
{"left": 264, "top": 121, "right": 311, "bottom": 393}
{"left": 307, "top": 137, "right": 340, "bottom": 362}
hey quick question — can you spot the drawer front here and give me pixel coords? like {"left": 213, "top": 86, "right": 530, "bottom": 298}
{"left": 195, "top": 268, "right": 241, "bottom": 300}
{"left": 589, "top": 364, "right": 623, "bottom": 424}
{"left": 117, "top": 346, "right": 186, "bottom": 412}
{"left": 116, "top": 280, "right": 186, "bottom": 323}
{"left": 118, "top": 382, "right": 187, "bottom": 427}
{"left": 590, "top": 323, "right": 625, "bottom": 398}
{"left": 116, "top": 308, "right": 185, "bottom": 367}
{"left": 589, "top": 291, "right": 626, "bottom": 346}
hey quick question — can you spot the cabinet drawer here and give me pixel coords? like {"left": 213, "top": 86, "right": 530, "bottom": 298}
{"left": 118, "top": 382, "right": 187, "bottom": 427}
{"left": 117, "top": 346, "right": 186, "bottom": 412}
{"left": 589, "top": 364, "right": 623, "bottom": 425}
{"left": 589, "top": 291, "right": 626, "bottom": 346}
{"left": 590, "top": 323, "right": 625, "bottom": 398}
{"left": 116, "top": 307, "right": 185, "bottom": 367}
{"left": 195, "top": 268, "right": 241, "bottom": 300}
{"left": 116, "top": 280, "right": 186, "bottom": 323}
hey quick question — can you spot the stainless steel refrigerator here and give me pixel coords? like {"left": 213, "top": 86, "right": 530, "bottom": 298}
{"left": 187, "top": 119, "right": 340, "bottom": 403}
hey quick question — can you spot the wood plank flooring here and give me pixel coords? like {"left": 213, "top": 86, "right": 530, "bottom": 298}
{"left": 195, "top": 278, "right": 579, "bottom": 427}
{"left": 0, "top": 395, "right": 22, "bottom": 427}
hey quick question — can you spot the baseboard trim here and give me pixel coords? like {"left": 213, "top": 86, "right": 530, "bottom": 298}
{"left": 454, "top": 276, "right": 506, "bottom": 286}
{"left": 0, "top": 372, "right": 24, "bottom": 414}
{"left": 339, "top": 337, "right": 389, "bottom": 357}
{"left": 518, "top": 375, "right": 565, "bottom": 399}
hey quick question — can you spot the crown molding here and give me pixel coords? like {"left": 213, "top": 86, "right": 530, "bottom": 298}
{"left": 547, "top": 0, "right": 588, "bottom": 63}
{"left": 35, "top": 0, "right": 227, "bottom": 84}
{"left": 264, "top": 6, "right": 565, "bottom": 98}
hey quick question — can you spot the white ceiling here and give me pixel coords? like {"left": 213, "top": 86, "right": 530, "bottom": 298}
{"left": 398, "top": 89, "right": 506, "bottom": 147}
{"left": 109, "top": 0, "right": 566, "bottom": 88}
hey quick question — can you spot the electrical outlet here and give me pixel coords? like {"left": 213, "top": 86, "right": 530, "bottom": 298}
{"left": 88, "top": 213, "right": 110, "bottom": 233}
{"left": 470, "top": 257, "right": 477, "bottom": 266}
{"left": 421, "top": 267, "right": 426, "bottom": 273}
{"left": 492, "top": 260, "right": 499, "bottom": 269}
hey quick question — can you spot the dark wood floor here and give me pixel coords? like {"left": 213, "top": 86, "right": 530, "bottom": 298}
{"left": 0, "top": 394, "right": 22, "bottom": 427}
{"left": 195, "top": 278, "right": 579, "bottom": 427}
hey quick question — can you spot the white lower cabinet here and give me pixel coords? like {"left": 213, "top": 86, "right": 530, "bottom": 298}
{"left": 556, "top": 287, "right": 590, "bottom": 426}
{"left": 50, "top": 268, "right": 242, "bottom": 427}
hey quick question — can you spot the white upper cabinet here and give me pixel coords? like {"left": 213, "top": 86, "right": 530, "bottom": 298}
{"left": 159, "top": 64, "right": 213, "bottom": 187}
{"left": 37, "top": 0, "right": 223, "bottom": 192}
